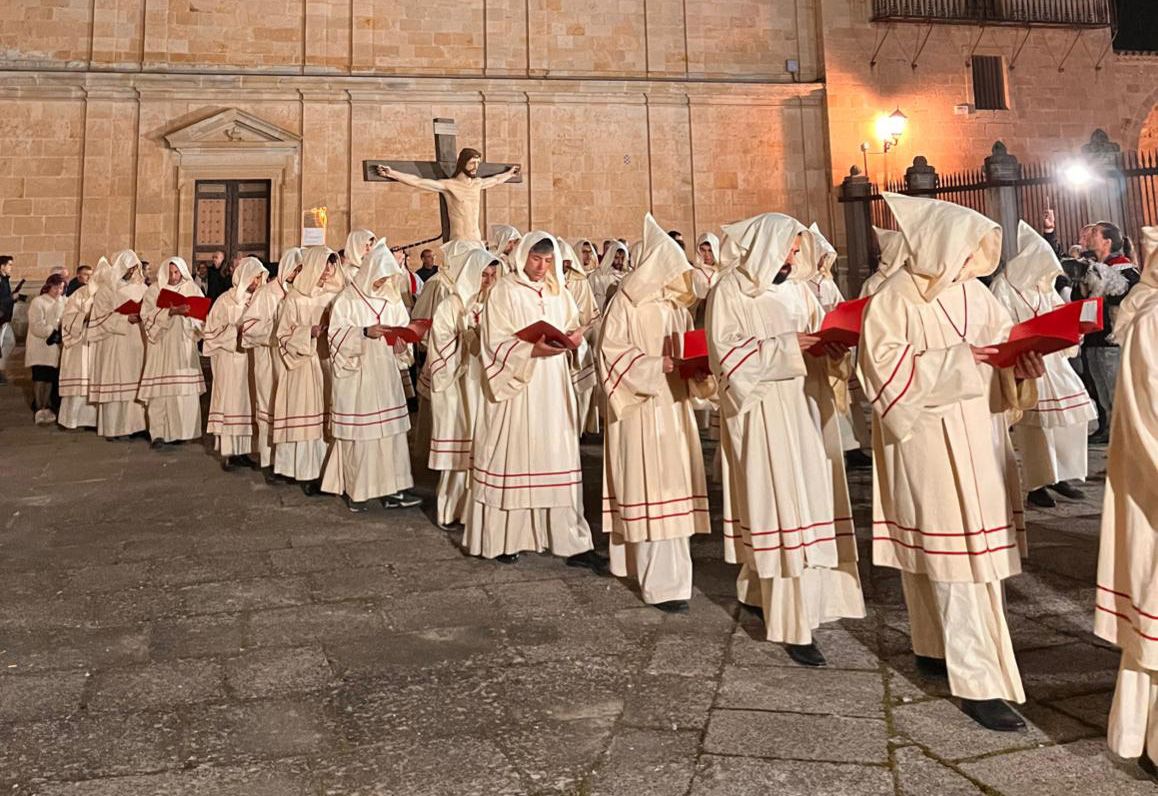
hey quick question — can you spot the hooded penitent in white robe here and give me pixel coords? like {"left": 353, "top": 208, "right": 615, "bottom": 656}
{"left": 573, "top": 238, "right": 601, "bottom": 277}
{"left": 991, "top": 222, "right": 1096, "bottom": 490}
{"left": 708, "top": 213, "right": 865, "bottom": 645}
{"left": 272, "top": 246, "right": 340, "bottom": 481}
{"left": 342, "top": 229, "right": 375, "bottom": 285}
{"left": 413, "top": 240, "right": 477, "bottom": 455}
{"left": 858, "top": 194, "right": 1036, "bottom": 703}
{"left": 463, "top": 231, "right": 595, "bottom": 560}
{"left": 138, "top": 257, "right": 206, "bottom": 442}
{"left": 427, "top": 247, "right": 499, "bottom": 525}
{"left": 600, "top": 215, "right": 712, "bottom": 605}
{"left": 860, "top": 226, "right": 910, "bottom": 299}
{"left": 692, "top": 232, "right": 722, "bottom": 305}
{"left": 204, "top": 257, "right": 268, "bottom": 459}
{"left": 58, "top": 257, "right": 109, "bottom": 429}
{"left": 87, "top": 250, "right": 147, "bottom": 438}
{"left": 1096, "top": 227, "right": 1158, "bottom": 761}
{"left": 490, "top": 224, "right": 522, "bottom": 274}
{"left": 322, "top": 240, "right": 415, "bottom": 502}
{"left": 589, "top": 241, "right": 629, "bottom": 312}
{"left": 241, "top": 247, "right": 301, "bottom": 468}
{"left": 560, "top": 239, "right": 600, "bottom": 435}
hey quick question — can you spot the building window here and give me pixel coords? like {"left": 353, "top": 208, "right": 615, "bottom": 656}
{"left": 971, "top": 55, "right": 1008, "bottom": 111}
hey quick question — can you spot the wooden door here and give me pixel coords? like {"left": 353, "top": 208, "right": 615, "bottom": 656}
{"left": 192, "top": 180, "right": 271, "bottom": 268}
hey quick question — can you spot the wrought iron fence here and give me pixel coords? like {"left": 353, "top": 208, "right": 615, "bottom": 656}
{"left": 870, "top": 0, "right": 1116, "bottom": 28}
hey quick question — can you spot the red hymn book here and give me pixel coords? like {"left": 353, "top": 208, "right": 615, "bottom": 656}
{"left": 989, "top": 297, "right": 1103, "bottom": 368}
{"left": 807, "top": 296, "right": 871, "bottom": 356}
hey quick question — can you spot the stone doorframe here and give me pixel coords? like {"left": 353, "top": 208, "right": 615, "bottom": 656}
{"left": 164, "top": 108, "right": 300, "bottom": 263}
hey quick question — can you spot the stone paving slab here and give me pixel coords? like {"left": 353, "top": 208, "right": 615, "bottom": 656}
{"left": 0, "top": 377, "right": 1147, "bottom": 794}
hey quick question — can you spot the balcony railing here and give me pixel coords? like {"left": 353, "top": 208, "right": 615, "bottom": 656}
{"left": 870, "top": 0, "right": 1116, "bottom": 28}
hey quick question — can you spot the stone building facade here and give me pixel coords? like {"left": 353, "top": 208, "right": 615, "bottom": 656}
{"left": 0, "top": 0, "right": 1154, "bottom": 278}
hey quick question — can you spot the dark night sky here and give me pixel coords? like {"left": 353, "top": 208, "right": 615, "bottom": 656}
{"left": 1114, "top": 0, "right": 1158, "bottom": 52}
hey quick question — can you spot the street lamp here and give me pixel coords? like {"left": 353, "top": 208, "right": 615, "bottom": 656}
{"left": 860, "top": 108, "right": 908, "bottom": 177}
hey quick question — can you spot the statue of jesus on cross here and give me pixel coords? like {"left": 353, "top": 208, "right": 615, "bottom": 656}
{"left": 362, "top": 118, "right": 522, "bottom": 244}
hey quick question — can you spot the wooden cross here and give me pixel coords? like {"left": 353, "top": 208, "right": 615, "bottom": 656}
{"left": 362, "top": 117, "right": 523, "bottom": 242}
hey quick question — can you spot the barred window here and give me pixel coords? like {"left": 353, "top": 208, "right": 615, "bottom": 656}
{"left": 971, "top": 55, "right": 1008, "bottom": 111}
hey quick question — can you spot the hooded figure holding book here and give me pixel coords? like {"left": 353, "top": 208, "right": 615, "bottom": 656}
{"left": 88, "top": 250, "right": 148, "bottom": 439}
{"left": 707, "top": 212, "right": 864, "bottom": 667}
{"left": 598, "top": 214, "right": 713, "bottom": 613}
{"left": 858, "top": 194, "right": 1045, "bottom": 733}
{"left": 991, "top": 221, "right": 1096, "bottom": 507}
{"left": 463, "top": 230, "right": 607, "bottom": 575}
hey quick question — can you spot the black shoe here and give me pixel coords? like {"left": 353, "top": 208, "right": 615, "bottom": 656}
{"left": 915, "top": 654, "right": 949, "bottom": 678}
{"left": 346, "top": 498, "right": 369, "bottom": 513}
{"left": 960, "top": 698, "right": 1026, "bottom": 732}
{"left": 1140, "top": 751, "right": 1157, "bottom": 780}
{"left": 845, "top": 449, "right": 873, "bottom": 469}
{"left": 222, "top": 455, "right": 252, "bottom": 472}
{"left": 742, "top": 603, "right": 765, "bottom": 620}
{"left": 150, "top": 438, "right": 165, "bottom": 450}
{"left": 1047, "top": 481, "right": 1084, "bottom": 500}
{"left": 383, "top": 490, "right": 421, "bottom": 509}
{"left": 565, "top": 550, "right": 611, "bottom": 576}
{"left": 1026, "top": 487, "right": 1056, "bottom": 508}
{"left": 300, "top": 480, "right": 323, "bottom": 497}
{"left": 785, "top": 643, "right": 827, "bottom": 668}
{"left": 654, "top": 600, "right": 690, "bottom": 614}
{"left": 495, "top": 553, "right": 520, "bottom": 564}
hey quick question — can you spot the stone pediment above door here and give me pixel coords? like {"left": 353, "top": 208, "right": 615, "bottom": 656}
{"left": 165, "top": 108, "right": 301, "bottom": 162}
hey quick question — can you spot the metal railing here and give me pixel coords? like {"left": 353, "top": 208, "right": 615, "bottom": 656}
{"left": 870, "top": 0, "right": 1115, "bottom": 28}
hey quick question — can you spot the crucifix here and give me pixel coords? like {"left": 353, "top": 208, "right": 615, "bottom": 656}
{"left": 362, "top": 117, "right": 523, "bottom": 243}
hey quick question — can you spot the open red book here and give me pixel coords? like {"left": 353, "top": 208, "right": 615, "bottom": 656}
{"left": 806, "top": 296, "right": 871, "bottom": 356}
{"left": 115, "top": 299, "right": 142, "bottom": 316}
{"left": 515, "top": 320, "right": 578, "bottom": 350}
{"left": 672, "top": 329, "right": 710, "bottom": 378}
{"left": 381, "top": 318, "right": 433, "bottom": 345}
{"left": 156, "top": 289, "right": 212, "bottom": 321}
{"left": 989, "top": 297, "right": 1103, "bottom": 368}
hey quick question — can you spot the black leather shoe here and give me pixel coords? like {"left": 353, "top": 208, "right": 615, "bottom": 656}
{"left": 565, "top": 550, "right": 611, "bottom": 576}
{"left": 495, "top": 553, "right": 520, "bottom": 564}
{"left": 1048, "top": 481, "right": 1084, "bottom": 500}
{"left": 654, "top": 600, "right": 690, "bottom": 614}
{"left": 300, "top": 480, "right": 323, "bottom": 497}
{"left": 1026, "top": 487, "right": 1056, "bottom": 508}
{"left": 960, "top": 699, "right": 1026, "bottom": 732}
{"left": 785, "top": 643, "right": 827, "bottom": 668}
{"left": 150, "top": 438, "right": 165, "bottom": 450}
{"left": 915, "top": 654, "right": 949, "bottom": 678}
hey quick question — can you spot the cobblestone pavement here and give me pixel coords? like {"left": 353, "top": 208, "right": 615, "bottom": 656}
{"left": 0, "top": 371, "right": 1154, "bottom": 795}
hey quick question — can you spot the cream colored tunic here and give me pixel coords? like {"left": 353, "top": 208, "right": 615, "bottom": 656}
{"left": 321, "top": 290, "right": 413, "bottom": 501}
{"left": 273, "top": 290, "right": 335, "bottom": 480}
{"left": 204, "top": 290, "right": 256, "bottom": 457}
{"left": 464, "top": 255, "right": 593, "bottom": 559}
{"left": 1095, "top": 243, "right": 1158, "bottom": 757}
{"left": 566, "top": 266, "right": 600, "bottom": 435}
{"left": 87, "top": 281, "right": 147, "bottom": 437}
{"left": 599, "top": 292, "right": 709, "bottom": 542}
{"left": 58, "top": 281, "right": 98, "bottom": 428}
{"left": 240, "top": 278, "right": 288, "bottom": 467}
{"left": 138, "top": 278, "right": 205, "bottom": 442}
{"left": 858, "top": 275, "right": 1034, "bottom": 582}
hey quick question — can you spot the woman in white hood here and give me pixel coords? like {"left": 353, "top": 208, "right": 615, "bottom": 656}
{"left": 858, "top": 194, "right": 1044, "bottom": 732}
{"left": 322, "top": 240, "right": 420, "bottom": 509}
{"left": 427, "top": 247, "right": 501, "bottom": 527}
{"left": 991, "top": 221, "right": 1096, "bottom": 507}
{"left": 138, "top": 256, "right": 206, "bottom": 446}
{"left": 204, "top": 257, "right": 268, "bottom": 470}
{"left": 272, "top": 246, "right": 340, "bottom": 491}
